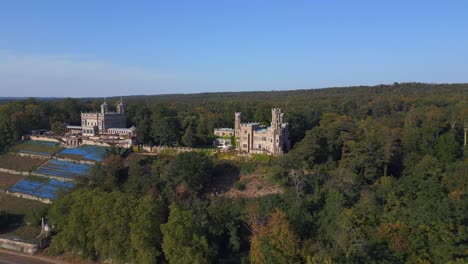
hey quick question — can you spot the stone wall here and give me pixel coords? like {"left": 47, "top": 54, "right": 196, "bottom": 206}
{"left": 81, "top": 140, "right": 111, "bottom": 147}
{"left": 6, "top": 191, "right": 53, "bottom": 204}
{"left": 142, "top": 145, "right": 217, "bottom": 154}
{"left": 0, "top": 238, "right": 39, "bottom": 255}
{"left": 29, "top": 136, "right": 60, "bottom": 143}
{"left": 29, "top": 172, "right": 75, "bottom": 183}
{"left": 0, "top": 237, "right": 50, "bottom": 255}
{"left": 0, "top": 168, "right": 29, "bottom": 176}
{"left": 16, "top": 153, "right": 50, "bottom": 159}
{"left": 52, "top": 157, "right": 95, "bottom": 165}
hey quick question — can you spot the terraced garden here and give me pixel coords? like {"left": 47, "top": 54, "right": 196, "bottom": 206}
{"left": 34, "top": 159, "right": 92, "bottom": 180}
{"left": 0, "top": 194, "right": 47, "bottom": 242}
{"left": 0, "top": 154, "right": 46, "bottom": 171}
{"left": 9, "top": 177, "right": 75, "bottom": 200}
{"left": 0, "top": 172, "right": 23, "bottom": 190}
{"left": 56, "top": 145, "right": 108, "bottom": 162}
{"left": 10, "top": 140, "right": 62, "bottom": 156}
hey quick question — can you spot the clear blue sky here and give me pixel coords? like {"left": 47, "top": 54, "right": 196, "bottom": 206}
{"left": 1, "top": 1, "right": 468, "bottom": 97}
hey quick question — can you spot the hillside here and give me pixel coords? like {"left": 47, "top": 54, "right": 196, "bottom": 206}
{"left": 0, "top": 83, "right": 466, "bottom": 263}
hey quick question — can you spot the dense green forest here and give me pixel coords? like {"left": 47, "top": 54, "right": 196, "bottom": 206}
{"left": 0, "top": 83, "right": 467, "bottom": 263}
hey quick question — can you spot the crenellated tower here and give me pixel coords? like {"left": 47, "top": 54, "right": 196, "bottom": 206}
{"left": 235, "top": 112, "right": 242, "bottom": 132}
{"left": 271, "top": 108, "right": 283, "bottom": 130}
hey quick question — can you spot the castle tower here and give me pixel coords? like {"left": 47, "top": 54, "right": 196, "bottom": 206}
{"left": 235, "top": 112, "right": 242, "bottom": 133}
{"left": 101, "top": 98, "right": 108, "bottom": 114}
{"left": 271, "top": 108, "right": 282, "bottom": 130}
{"left": 117, "top": 97, "right": 125, "bottom": 114}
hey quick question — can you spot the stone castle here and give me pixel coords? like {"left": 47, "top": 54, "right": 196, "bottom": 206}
{"left": 214, "top": 108, "right": 290, "bottom": 155}
{"left": 66, "top": 98, "right": 135, "bottom": 137}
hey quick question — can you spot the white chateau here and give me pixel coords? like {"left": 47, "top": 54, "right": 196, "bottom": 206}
{"left": 214, "top": 108, "right": 290, "bottom": 155}
{"left": 67, "top": 98, "right": 135, "bottom": 137}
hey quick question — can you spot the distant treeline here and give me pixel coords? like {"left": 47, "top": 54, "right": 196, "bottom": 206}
{"left": 1, "top": 82, "right": 466, "bottom": 151}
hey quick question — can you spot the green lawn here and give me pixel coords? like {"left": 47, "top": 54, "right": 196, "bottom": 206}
{"left": 10, "top": 140, "right": 62, "bottom": 156}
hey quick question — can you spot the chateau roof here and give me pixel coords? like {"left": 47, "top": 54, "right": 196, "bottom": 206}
{"left": 81, "top": 111, "right": 123, "bottom": 115}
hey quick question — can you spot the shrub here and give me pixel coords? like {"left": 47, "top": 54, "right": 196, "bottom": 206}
{"left": 234, "top": 181, "right": 246, "bottom": 191}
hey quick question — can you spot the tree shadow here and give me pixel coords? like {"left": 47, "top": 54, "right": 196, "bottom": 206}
{"left": 211, "top": 162, "right": 241, "bottom": 193}
{"left": 0, "top": 212, "right": 25, "bottom": 234}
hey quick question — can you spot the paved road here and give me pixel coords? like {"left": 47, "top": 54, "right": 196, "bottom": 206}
{"left": 0, "top": 250, "right": 62, "bottom": 264}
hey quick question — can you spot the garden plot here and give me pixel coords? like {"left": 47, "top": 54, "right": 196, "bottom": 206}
{"left": 9, "top": 178, "right": 75, "bottom": 200}
{"left": 11, "top": 140, "right": 62, "bottom": 156}
{"left": 0, "top": 172, "right": 23, "bottom": 190}
{"left": 56, "top": 145, "right": 108, "bottom": 162}
{"left": 34, "top": 159, "right": 92, "bottom": 180}
{"left": 0, "top": 154, "right": 46, "bottom": 171}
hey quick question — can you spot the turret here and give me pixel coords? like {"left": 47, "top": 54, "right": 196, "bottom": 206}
{"left": 101, "top": 99, "right": 108, "bottom": 114}
{"left": 235, "top": 112, "right": 242, "bottom": 132}
{"left": 271, "top": 108, "right": 282, "bottom": 130}
{"left": 117, "top": 97, "right": 125, "bottom": 114}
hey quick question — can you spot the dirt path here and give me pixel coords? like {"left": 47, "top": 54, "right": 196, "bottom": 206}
{"left": 0, "top": 249, "right": 68, "bottom": 264}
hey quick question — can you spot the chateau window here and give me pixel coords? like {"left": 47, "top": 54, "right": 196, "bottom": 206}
{"left": 243, "top": 144, "right": 247, "bottom": 148}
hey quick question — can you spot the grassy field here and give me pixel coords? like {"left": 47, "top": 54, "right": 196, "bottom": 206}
{"left": 0, "top": 172, "right": 23, "bottom": 190}
{"left": 0, "top": 194, "right": 47, "bottom": 242}
{"left": 0, "top": 154, "right": 47, "bottom": 171}
{"left": 10, "top": 140, "right": 62, "bottom": 156}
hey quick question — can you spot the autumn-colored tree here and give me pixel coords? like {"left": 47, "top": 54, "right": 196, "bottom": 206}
{"left": 250, "top": 209, "right": 301, "bottom": 264}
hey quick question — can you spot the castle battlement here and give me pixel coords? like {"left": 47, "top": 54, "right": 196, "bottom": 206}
{"left": 214, "top": 108, "right": 290, "bottom": 155}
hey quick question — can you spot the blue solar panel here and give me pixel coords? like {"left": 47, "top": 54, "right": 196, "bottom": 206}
{"left": 33, "top": 159, "right": 92, "bottom": 179}
{"left": 9, "top": 178, "right": 75, "bottom": 200}
{"left": 58, "top": 145, "right": 107, "bottom": 162}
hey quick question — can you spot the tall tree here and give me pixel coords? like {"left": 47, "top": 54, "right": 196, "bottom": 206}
{"left": 129, "top": 196, "right": 166, "bottom": 264}
{"left": 161, "top": 205, "right": 213, "bottom": 264}
{"left": 250, "top": 209, "right": 301, "bottom": 264}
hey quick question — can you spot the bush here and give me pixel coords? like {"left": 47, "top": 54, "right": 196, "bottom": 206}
{"left": 241, "top": 161, "right": 256, "bottom": 175}
{"left": 251, "top": 154, "right": 272, "bottom": 164}
{"left": 234, "top": 181, "right": 246, "bottom": 191}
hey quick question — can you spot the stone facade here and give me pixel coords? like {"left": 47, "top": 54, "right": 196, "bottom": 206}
{"left": 67, "top": 99, "right": 135, "bottom": 137}
{"left": 214, "top": 108, "right": 290, "bottom": 155}
{"left": 213, "top": 128, "right": 235, "bottom": 149}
